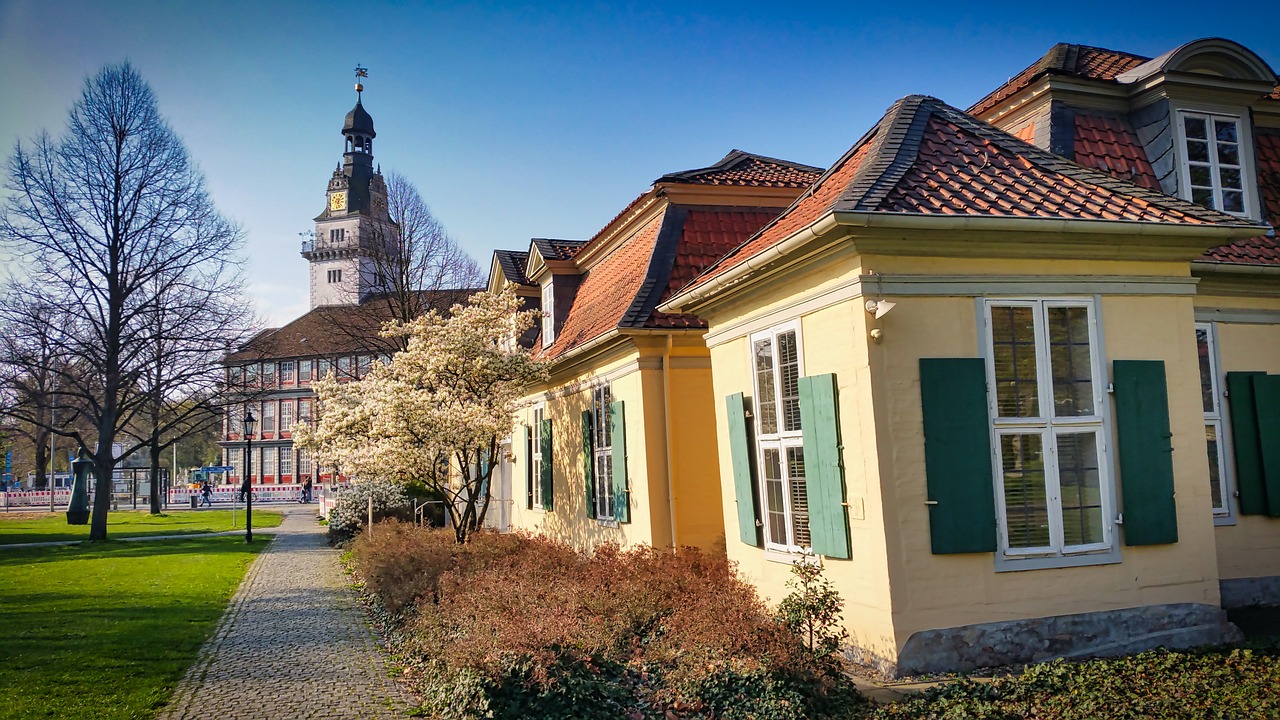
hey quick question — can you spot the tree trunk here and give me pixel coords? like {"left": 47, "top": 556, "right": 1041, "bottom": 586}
{"left": 148, "top": 436, "right": 162, "bottom": 514}
{"left": 33, "top": 428, "right": 49, "bottom": 488}
{"left": 89, "top": 432, "right": 114, "bottom": 541}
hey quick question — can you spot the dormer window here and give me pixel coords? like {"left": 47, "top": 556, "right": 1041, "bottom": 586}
{"left": 542, "top": 280, "right": 555, "bottom": 346}
{"left": 1180, "top": 112, "right": 1248, "bottom": 216}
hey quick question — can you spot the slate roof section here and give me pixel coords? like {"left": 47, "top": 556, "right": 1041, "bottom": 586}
{"left": 657, "top": 150, "right": 824, "bottom": 188}
{"left": 969, "top": 43, "right": 1150, "bottom": 116}
{"left": 1072, "top": 112, "right": 1161, "bottom": 190}
{"left": 225, "top": 289, "right": 478, "bottom": 363}
{"left": 531, "top": 238, "right": 587, "bottom": 261}
{"left": 681, "top": 95, "right": 1266, "bottom": 296}
{"left": 494, "top": 249, "right": 533, "bottom": 286}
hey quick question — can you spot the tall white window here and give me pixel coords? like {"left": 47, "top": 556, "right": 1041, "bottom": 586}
{"left": 984, "top": 299, "right": 1112, "bottom": 558}
{"left": 1181, "top": 112, "right": 1247, "bottom": 215}
{"left": 298, "top": 398, "right": 313, "bottom": 425}
{"left": 542, "top": 281, "right": 555, "bottom": 346}
{"left": 279, "top": 400, "right": 294, "bottom": 433}
{"left": 280, "top": 361, "right": 295, "bottom": 385}
{"left": 751, "top": 322, "right": 809, "bottom": 552}
{"left": 298, "top": 448, "right": 312, "bottom": 476}
{"left": 279, "top": 447, "right": 293, "bottom": 477}
{"left": 531, "top": 406, "right": 545, "bottom": 509}
{"left": 358, "top": 355, "right": 372, "bottom": 377}
{"left": 261, "top": 362, "right": 275, "bottom": 387}
{"left": 338, "top": 356, "right": 352, "bottom": 377}
{"left": 262, "top": 402, "right": 276, "bottom": 433}
{"left": 299, "top": 359, "right": 313, "bottom": 383}
{"left": 261, "top": 447, "right": 275, "bottom": 479}
{"left": 591, "top": 385, "right": 614, "bottom": 520}
{"left": 1196, "top": 323, "right": 1231, "bottom": 516}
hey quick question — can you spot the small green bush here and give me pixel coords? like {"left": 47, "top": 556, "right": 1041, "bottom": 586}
{"left": 349, "top": 525, "right": 866, "bottom": 719}
{"left": 869, "top": 648, "right": 1280, "bottom": 720}
{"left": 327, "top": 479, "right": 411, "bottom": 541}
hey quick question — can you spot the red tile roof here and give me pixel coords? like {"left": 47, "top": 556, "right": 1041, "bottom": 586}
{"left": 1202, "top": 127, "right": 1280, "bottom": 265}
{"left": 1071, "top": 112, "right": 1161, "bottom": 190}
{"left": 969, "top": 43, "right": 1150, "bottom": 116}
{"left": 658, "top": 150, "right": 824, "bottom": 188}
{"left": 536, "top": 213, "right": 663, "bottom": 360}
{"left": 678, "top": 95, "right": 1266, "bottom": 298}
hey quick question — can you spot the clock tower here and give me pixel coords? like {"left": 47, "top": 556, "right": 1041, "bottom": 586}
{"left": 303, "top": 68, "right": 396, "bottom": 309}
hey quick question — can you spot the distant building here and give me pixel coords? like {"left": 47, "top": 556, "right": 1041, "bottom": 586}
{"left": 220, "top": 84, "right": 472, "bottom": 486}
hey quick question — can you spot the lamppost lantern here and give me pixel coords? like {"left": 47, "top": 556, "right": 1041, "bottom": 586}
{"left": 242, "top": 410, "right": 256, "bottom": 543}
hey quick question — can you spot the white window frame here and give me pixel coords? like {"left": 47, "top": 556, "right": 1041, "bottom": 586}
{"left": 261, "top": 401, "right": 276, "bottom": 433}
{"left": 530, "top": 404, "right": 545, "bottom": 511}
{"left": 1195, "top": 322, "right": 1234, "bottom": 522}
{"left": 299, "top": 359, "right": 313, "bottom": 384}
{"left": 591, "top": 385, "right": 614, "bottom": 521}
{"left": 749, "top": 320, "right": 810, "bottom": 554}
{"left": 261, "top": 362, "right": 275, "bottom": 387}
{"left": 1174, "top": 109, "right": 1256, "bottom": 219}
{"left": 260, "top": 446, "right": 275, "bottom": 479}
{"left": 298, "top": 398, "right": 313, "bottom": 425}
{"left": 279, "top": 399, "right": 294, "bottom": 433}
{"left": 982, "top": 298, "right": 1118, "bottom": 568}
{"left": 298, "top": 448, "right": 312, "bottom": 476}
{"left": 278, "top": 447, "right": 293, "bottom": 477}
{"left": 280, "top": 361, "right": 295, "bottom": 385}
{"left": 542, "top": 281, "right": 555, "bottom": 346}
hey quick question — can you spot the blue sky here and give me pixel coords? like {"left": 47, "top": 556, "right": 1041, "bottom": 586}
{"left": 3, "top": 0, "right": 1277, "bottom": 325}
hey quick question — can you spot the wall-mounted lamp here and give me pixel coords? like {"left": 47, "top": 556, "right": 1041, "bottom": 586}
{"left": 865, "top": 299, "right": 896, "bottom": 319}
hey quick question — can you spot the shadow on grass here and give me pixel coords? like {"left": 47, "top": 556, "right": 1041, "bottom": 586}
{"left": 0, "top": 534, "right": 275, "bottom": 567}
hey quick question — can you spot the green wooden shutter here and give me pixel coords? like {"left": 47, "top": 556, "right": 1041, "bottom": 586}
{"left": 582, "top": 410, "right": 596, "bottom": 519}
{"left": 1227, "top": 372, "right": 1267, "bottom": 515}
{"left": 726, "top": 393, "right": 762, "bottom": 547}
{"left": 797, "top": 373, "right": 850, "bottom": 559}
{"left": 540, "top": 418, "right": 554, "bottom": 511}
{"left": 516, "top": 424, "right": 531, "bottom": 509}
{"left": 1253, "top": 375, "right": 1280, "bottom": 517}
{"left": 1113, "top": 360, "right": 1178, "bottom": 545}
{"left": 919, "top": 358, "right": 997, "bottom": 554}
{"left": 611, "top": 400, "right": 629, "bottom": 523}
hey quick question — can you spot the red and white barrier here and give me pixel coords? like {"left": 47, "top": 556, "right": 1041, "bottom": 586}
{"left": 166, "top": 484, "right": 315, "bottom": 504}
{"left": 0, "top": 489, "right": 73, "bottom": 508}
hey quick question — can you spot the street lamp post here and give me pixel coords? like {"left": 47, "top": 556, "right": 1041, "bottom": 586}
{"left": 242, "top": 410, "right": 256, "bottom": 543}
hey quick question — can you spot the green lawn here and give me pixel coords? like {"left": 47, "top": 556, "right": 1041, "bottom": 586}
{"left": 0, "top": 509, "right": 283, "bottom": 544}
{"left": 0, "top": 536, "right": 268, "bottom": 720}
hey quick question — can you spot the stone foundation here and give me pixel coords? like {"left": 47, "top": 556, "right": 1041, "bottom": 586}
{"left": 895, "top": 603, "right": 1241, "bottom": 677}
{"left": 1220, "top": 576, "right": 1280, "bottom": 608}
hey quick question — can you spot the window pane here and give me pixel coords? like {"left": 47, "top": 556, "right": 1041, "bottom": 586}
{"left": 1222, "top": 191, "right": 1244, "bottom": 213}
{"left": 1186, "top": 140, "right": 1209, "bottom": 163}
{"left": 778, "top": 331, "right": 802, "bottom": 432}
{"left": 1192, "top": 187, "right": 1215, "bottom": 207}
{"left": 1196, "top": 328, "right": 1214, "bottom": 414}
{"left": 1057, "top": 432, "right": 1105, "bottom": 547}
{"left": 1001, "top": 434, "right": 1050, "bottom": 549}
{"left": 991, "top": 306, "right": 1039, "bottom": 418}
{"left": 1189, "top": 164, "right": 1213, "bottom": 187}
{"left": 762, "top": 448, "right": 787, "bottom": 545}
{"left": 1214, "top": 119, "right": 1237, "bottom": 144}
{"left": 754, "top": 338, "right": 778, "bottom": 434}
{"left": 786, "top": 446, "right": 810, "bottom": 547}
{"left": 1047, "top": 306, "right": 1094, "bottom": 416}
{"left": 1183, "top": 116, "right": 1207, "bottom": 139}
{"left": 1219, "top": 167, "right": 1243, "bottom": 191}
{"left": 596, "top": 454, "right": 613, "bottom": 519}
{"left": 1217, "top": 142, "right": 1239, "bottom": 166}
{"left": 1206, "top": 424, "right": 1224, "bottom": 512}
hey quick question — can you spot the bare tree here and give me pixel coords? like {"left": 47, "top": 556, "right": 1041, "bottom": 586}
{"left": 0, "top": 298, "right": 76, "bottom": 487}
{"left": 0, "top": 62, "right": 253, "bottom": 540}
{"left": 330, "top": 171, "right": 483, "bottom": 356}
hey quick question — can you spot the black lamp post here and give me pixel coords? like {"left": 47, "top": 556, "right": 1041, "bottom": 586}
{"left": 243, "top": 410, "right": 256, "bottom": 543}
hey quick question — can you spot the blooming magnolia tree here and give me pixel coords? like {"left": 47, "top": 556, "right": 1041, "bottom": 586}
{"left": 295, "top": 288, "right": 546, "bottom": 542}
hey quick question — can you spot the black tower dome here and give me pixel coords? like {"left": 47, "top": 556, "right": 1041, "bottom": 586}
{"left": 343, "top": 99, "right": 376, "bottom": 137}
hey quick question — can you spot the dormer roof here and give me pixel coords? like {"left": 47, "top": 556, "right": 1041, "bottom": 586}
{"left": 670, "top": 95, "right": 1267, "bottom": 306}
{"left": 656, "top": 150, "right": 823, "bottom": 188}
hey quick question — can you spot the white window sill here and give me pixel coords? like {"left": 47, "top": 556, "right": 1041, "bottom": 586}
{"left": 763, "top": 548, "right": 820, "bottom": 566}
{"left": 595, "top": 518, "right": 619, "bottom": 528}
{"left": 993, "top": 546, "right": 1121, "bottom": 573}
{"left": 1213, "top": 514, "right": 1237, "bottom": 527}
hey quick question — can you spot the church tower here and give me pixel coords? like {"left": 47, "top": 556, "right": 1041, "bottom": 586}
{"left": 303, "top": 68, "right": 397, "bottom": 309}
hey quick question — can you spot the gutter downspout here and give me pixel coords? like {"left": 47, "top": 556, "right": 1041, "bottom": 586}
{"left": 663, "top": 334, "right": 678, "bottom": 550}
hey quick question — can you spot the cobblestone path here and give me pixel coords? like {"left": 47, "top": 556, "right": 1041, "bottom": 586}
{"left": 160, "top": 506, "right": 412, "bottom": 719}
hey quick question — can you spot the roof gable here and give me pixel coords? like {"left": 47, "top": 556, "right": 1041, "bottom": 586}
{"left": 657, "top": 150, "right": 824, "bottom": 188}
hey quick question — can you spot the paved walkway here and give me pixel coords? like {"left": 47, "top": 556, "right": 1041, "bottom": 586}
{"left": 160, "top": 506, "right": 413, "bottom": 720}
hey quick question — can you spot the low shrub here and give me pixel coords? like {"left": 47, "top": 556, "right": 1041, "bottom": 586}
{"left": 869, "top": 647, "right": 1280, "bottom": 720}
{"left": 348, "top": 525, "right": 866, "bottom": 719}
{"left": 327, "top": 479, "right": 411, "bottom": 541}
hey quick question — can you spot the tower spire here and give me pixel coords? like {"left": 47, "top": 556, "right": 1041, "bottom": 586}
{"left": 354, "top": 64, "right": 368, "bottom": 98}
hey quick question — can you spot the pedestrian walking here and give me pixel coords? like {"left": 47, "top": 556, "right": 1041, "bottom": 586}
{"left": 302, "top": 478, "right": 313, "bottom": 503}
{"left": 200, "top": 481, "right": 213, "bottom": 507}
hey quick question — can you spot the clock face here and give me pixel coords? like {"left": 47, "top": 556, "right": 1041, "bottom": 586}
{"left": 329, "top": 191, "right": 348, "bottom": 212}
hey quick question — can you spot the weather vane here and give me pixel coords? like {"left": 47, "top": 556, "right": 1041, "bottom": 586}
{"left": 354, "top": 64, "right": 368, "bottom": 95}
